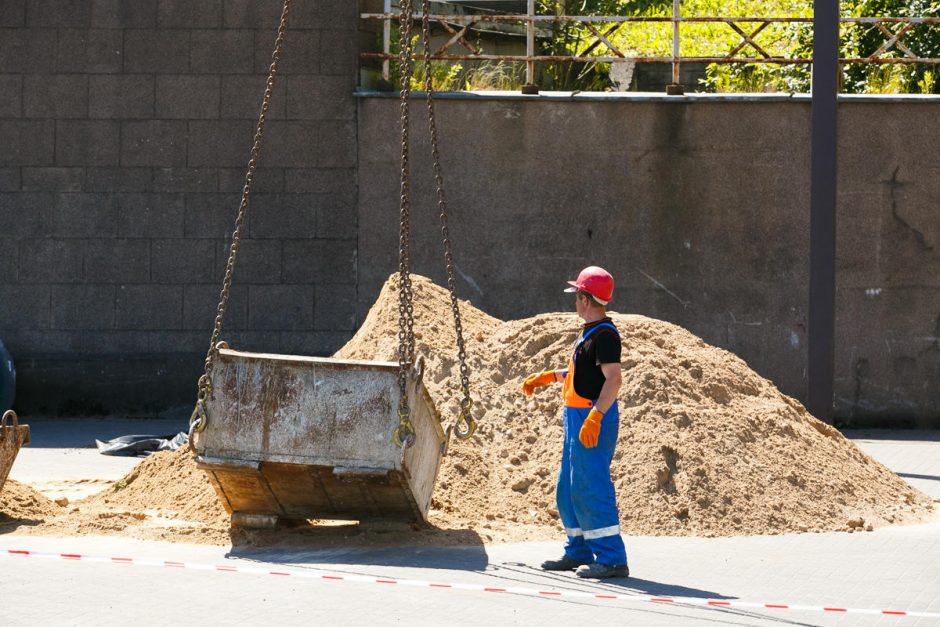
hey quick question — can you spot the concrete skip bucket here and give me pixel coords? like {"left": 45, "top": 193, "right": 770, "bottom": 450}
{"left": 194, "top": 347, "right": 445, "bottom": 528}
{"left": 0, "top": 410, "right": 30, "bottom": 493}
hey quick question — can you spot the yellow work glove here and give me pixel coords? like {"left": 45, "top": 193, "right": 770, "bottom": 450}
{"left": 579, "top": 408, "right": 604, "bottom": 448}
{"left": 522, "top": 370, "right": 556, "bottom": 395}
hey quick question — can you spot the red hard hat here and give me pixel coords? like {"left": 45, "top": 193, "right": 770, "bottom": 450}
{"left": 564, "top": 266, "right": 614, "bottom": 305}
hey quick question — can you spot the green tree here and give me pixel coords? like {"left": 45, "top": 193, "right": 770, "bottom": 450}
{"left": 841, "top": 0, "right": 940, "bottom": 94}
{"left": 539, "top": 0, "right": 939, "bottom": 93}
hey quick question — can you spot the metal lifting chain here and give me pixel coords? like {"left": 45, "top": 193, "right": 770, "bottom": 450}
{"left": 393, "top": 0, "right": 418, "bottom": 449}
{"left": 394, "top": 0, "right": 476, "bottom": 448}
{"left": 419, "top": 0, "right": 475, "bottom": 442}
{"left": 189, "top": 0, "right": 292, "bottom": 448}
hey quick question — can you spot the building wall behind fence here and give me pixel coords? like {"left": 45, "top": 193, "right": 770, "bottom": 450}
{"left": 1, "top": 3, "right": 938, "bottom": 426}
{"left": 0, "top": 0, "right": 360, "bottom": 414}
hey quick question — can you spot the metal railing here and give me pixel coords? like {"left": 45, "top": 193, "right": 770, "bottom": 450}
{"left": 360, "top": 1, "right": 940, "bottom": 94}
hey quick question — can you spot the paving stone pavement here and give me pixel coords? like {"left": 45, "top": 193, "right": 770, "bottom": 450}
{"left": 1, "top": 426, "right": 939, "bottom": 627}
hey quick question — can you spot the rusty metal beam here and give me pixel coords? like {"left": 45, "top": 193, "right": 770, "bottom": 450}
{"left": 361, "top": 52, "right": 940, "bottom": 65}
{"left": 435, "top": 19, "right": 480, "bottom": 56}
{"left": 361, "top": 13, "right": 940, "bottom": 25}
{"left": 725, "top": 22, "right": 772, "bottom": 59}
{"left": 583, "top": 21, "right": 626, "bottom": 58}
{"left": 868, "top": 22, "right": 917, "bottom": 61}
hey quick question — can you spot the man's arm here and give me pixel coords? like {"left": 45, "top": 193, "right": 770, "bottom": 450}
{"left": 594, "top": 362, "right": 622, "bottom": 414}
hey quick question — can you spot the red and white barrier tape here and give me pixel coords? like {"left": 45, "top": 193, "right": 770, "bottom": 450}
{"left": 3, "top": 548, "right": 938, "bottom": 618}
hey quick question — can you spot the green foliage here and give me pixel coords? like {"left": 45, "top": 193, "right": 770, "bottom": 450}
{"left": 540, "top": 0, "right": 939, "bottom": 93}
{"left": 463, "top": 62, "right": 526, "bottom": 90}
{"left": 387, "top": 30, "right": 525, "bottom": 91}
{"left": 704, "top": 64, "right": 794, "bottom": 93}
{"left": 536, "top": 0, "right": 814, "bottom": 91}
{"left": 917, "top": 69, "right": 936, "bottom": 93}
{"left": 411, "top": 60, "right": 465, "bottom": 91}
{"left": 840, "top": 0, "right": 940, "bottom": 94}
{"left": 380, "top": 0, "right": 939, "bottom": 93}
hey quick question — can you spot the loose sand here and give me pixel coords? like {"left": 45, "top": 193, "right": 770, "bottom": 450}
{"left": 0, "top": 274, "right": 933, "bottom": 545}
{"left": 336, "top": 275, "right": 934, "bottom": 540}
{"left": 0, "top": 480, "right": 63, "bottom": 524}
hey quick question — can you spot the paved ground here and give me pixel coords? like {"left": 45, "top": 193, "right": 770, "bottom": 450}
{"left": 2, "top": 422, "right": 939, "bottom": 627}
{"left": 7, "top": 418, "right": 181, "bottom": 500}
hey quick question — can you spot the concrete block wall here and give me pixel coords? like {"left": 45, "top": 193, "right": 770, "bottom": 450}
{"left": 0, "top": 0, "right": 360, "bottom": 413}
{"left": 357, "top": 96, "right": 940, "bottom": 427}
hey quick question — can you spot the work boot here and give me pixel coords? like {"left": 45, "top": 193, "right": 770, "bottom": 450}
{"left": 575, "top": 563, "right": 630, "bottom": 579}
{"left": 540, "top": 555, "right": 592, "bottom": 571}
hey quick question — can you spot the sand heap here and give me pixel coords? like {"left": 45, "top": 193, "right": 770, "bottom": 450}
{"left": 1, "top": 274, "right": 933, "bottom": 544}
{"left": 0, "top": 480, "right": 63, "bottom": 524}
{"left": 1, "top": 449, "right": 230, "bottom": 544}
{"left": 338, "top": 274, "right": 934, "bottom": 537}
{"left": 81, "top": 447, "right": 227, "bottom": 526}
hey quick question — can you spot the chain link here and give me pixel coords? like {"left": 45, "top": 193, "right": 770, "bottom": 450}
{"left": 190, "top": 0, "right": 292, "bottom": 445}
{"left": 420, "top": 0, "right": 476, "bottom": 441}
{"left": 394, "top": 0, "right": 418, "bottom": 449}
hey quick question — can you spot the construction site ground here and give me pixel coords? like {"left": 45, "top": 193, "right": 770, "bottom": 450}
{"left": 2, "top": 419, "right": 939, "bottom": 626}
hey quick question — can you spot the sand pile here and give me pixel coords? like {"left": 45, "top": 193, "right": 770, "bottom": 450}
{"left": 339, "top": 275, "right": 934, "bottom": 537}
{"left": 81, "top": 448, "right": 227, "bottom": 526}
{"left": 0, "top": 480, "right": 63, "bottom": 524}
{"left": 0, "top": 450, "right": 230, "bottom": 544}
{"left": 2, "top": 274, "right": 932, "bottom": 545}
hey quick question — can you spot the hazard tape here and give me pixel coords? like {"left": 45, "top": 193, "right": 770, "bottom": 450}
{"left": 3, "top": 548, "right": 938, "bottom": 619}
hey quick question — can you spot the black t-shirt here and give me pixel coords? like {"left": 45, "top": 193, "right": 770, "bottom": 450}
{"left": 572, "top": 318, "right": 621, "bottom": 401}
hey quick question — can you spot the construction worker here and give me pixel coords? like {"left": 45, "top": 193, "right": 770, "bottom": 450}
{"left": 522, "top": 266, "right": 628, "bottom": 579}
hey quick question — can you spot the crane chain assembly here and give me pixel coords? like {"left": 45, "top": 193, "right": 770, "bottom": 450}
{"left": 394, "top": 0, "right": 476, "bottom": 449}
{"left": 189, "top": 0, "right": 293, "bottom": 450}
{"left": 184, "top": 0, "right": 473, "bottom": 452}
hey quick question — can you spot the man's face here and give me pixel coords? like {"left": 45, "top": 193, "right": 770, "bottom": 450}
{"left": 575, "top": 291, "right": 587, "bottom": 319}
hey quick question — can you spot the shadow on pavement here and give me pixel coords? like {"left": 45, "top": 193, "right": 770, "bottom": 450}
{"left": 490, "top": 561, "right": 731, "bottom": 599}
{"left": 487, "top": 562, "right": 824, "bottom": 627}
{"left": 0, "top": 516, "right": 44, "bottom": 534}
{"left": 226, "top": 524, "right": 489, "bottom": 571}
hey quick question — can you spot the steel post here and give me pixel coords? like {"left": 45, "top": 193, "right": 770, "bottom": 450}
{"left": 808, "top": 0, "right": 840, "bottom": 422}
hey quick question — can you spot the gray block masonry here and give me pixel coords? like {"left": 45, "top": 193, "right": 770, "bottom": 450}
{"left": 1, "top": 0, "right": 359, "bottom": 414}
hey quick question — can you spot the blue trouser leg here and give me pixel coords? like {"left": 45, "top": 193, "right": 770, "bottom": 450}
{"left": 556, "top": 407, "right": 592, "bottom": 562}
{"left": 563, "top": 405, "right": 628, "bottom": 567}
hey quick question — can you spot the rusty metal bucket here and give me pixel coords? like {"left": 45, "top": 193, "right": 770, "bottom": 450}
{"left": 0, "top": 410, "right": 30, "bottom": 493}
{"left": 194, "top": 347, "right": 445, "bottom": 528}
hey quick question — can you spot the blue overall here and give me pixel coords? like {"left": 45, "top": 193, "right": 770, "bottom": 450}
{"left": 557, "top": 322, "right": 628, "bottom": 567}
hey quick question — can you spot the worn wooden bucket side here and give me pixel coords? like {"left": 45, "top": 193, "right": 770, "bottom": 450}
{"left": 196, "top": 350, "right": 445, "bottom": 526}
{"left": 0, "top": 410, "right": 30, "bottom": 493}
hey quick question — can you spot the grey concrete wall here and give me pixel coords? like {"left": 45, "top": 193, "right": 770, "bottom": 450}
{"left": 0, "top": 0, "right": 359, "bottom": 414}
{"left": 835, "top": 103, "right": 940, "bottom": 425}
{"left": 357, "top": 96, "right": 940, "bottom": 427}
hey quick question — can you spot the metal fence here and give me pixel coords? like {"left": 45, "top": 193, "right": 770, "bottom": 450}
{"left": 360, "top": 0, "right": 940, "bottom": 93}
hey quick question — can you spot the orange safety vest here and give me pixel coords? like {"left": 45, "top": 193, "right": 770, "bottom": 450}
{"left": 562, "top": 322, "right": 619, "bottom": 409}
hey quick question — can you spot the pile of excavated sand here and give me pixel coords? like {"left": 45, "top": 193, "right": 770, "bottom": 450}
{"left": 2, "top": 450, "right": 231, "bottom": 545}
{"left": 338, "top": 275, "right": 934, "bottom": 538}
{"left": 2, "top": 274, "right": 932, "bottom": 545}
{"left": 0, "top": 480, "right": 63, "bottom": 523}
{"left": 81, "top": 447, "right": 228, "bottom": 526}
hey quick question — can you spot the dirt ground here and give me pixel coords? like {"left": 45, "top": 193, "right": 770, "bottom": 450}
{"left": 1, "top": 274, "right": 934, "bottom": 547}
